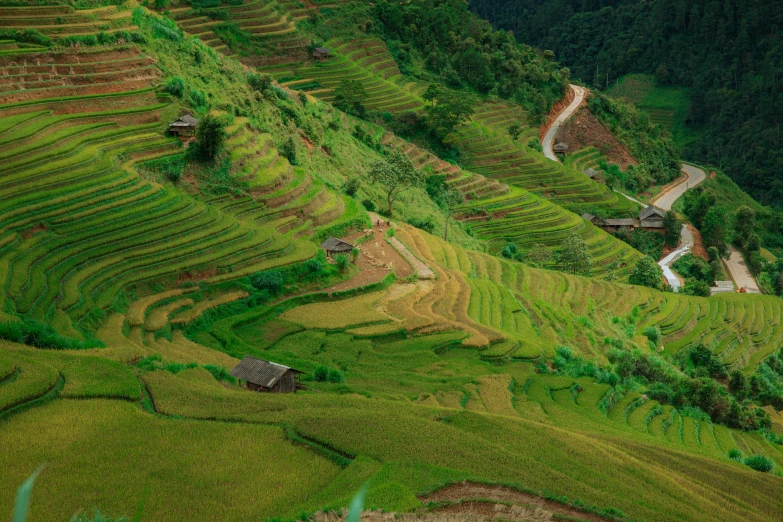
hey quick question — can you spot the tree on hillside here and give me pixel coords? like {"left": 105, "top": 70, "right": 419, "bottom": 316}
{"left": 702, "top": 207, "right": 729, "bottom": 258}
{"left": 507, "top": 122, "right": 524, "bottom": 141}
{"left": 193, "top": 113, "right": 227, "bottom": 162}
{"left": 333, "top": 80, "right": 367, "bottom": 118}
{"left": 556, "top": 234, "right": 591, "bottom": 276}
{"left": 424, "top": 91, "right": 474, "bottom": 146}
{"left": 662, "top": 211, "right": 681, "bottom": 248}
{"left": 734, "top": 205, "right": 756, "bottom": 247}
{"left": 629, "top": 256, "right": 662, "bottom": 290}
{"left": 421, "top": 84, "right": 442, "bottom": 107}
{"left": 367, "top": 150, "right": 423, "bottom": 217}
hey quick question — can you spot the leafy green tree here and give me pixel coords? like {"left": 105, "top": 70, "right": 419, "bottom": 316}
{"left": 734, "top": 205, "right": 756, "bottom": 247}
{"left": 424, "top": 91, "right": 474, "bottom": 145}
{"left": 193, "top": 113, "right": 227, "bottom": 161}
{"left": 662, "top": 211, "right": 681, "bottom": 247}
{"left": 702, "top": 207, "right": 728, "bottom": 257}
{"left": 367, "top": 150, "right": 424, "bottom": 217}
{"left": 333, "top": 80, "right": 367, "bottom": 118}
{"left": 507, "top": 122, "right": 524, "bottom": 141}
{"left": 629, "top": 256, "right": 662, "bottom": 290}
{"left": 556, "top": 234, "right": 592, "bottom": 276}
{"left": 248, "top": 72, "right": 273, "bottom": 93}
{"left": 421, "top": 84, "right": 442, "bottom": 107}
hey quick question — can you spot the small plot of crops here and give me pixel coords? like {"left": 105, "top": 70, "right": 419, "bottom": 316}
{"left": 279, "top": 37, "right": 425, "bottom": 113}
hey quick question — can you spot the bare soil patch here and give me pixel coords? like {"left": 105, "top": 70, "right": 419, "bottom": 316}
{"left": 555, "top": 107, "right": 637, "bottom": 170}
{"left": 20, "top": 223, "right": 47, "bottom": 240}
{"left": 325, "top": 222, "right": 414, "bottom": 293}
{"left": 687, "top": 224, "right": 708, "bottom": 261}
{"left": 422, "top": 483, "right": 614, "bottom": 522}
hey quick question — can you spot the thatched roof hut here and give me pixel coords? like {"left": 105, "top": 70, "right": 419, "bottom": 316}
{"left": 320, "top": 237, "right": 354, "bottom": 257}
{"left": 230, "top": 356, "right": 303, "bottom": 393}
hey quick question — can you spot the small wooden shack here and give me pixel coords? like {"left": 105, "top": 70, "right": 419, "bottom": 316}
{"left": 639, "top": 206, "right": 667, "bottom": 230}
{"left": 312, "top": 47, "right": 331, "bottom": 61}
{"left": 581, "top": 213, "right": 599, "bottom": 225}
{"left": 320, "top": 237, "right": 354, "bottom": 257}
{"left": 553, "top": 142, "right": 569, "bottom": 155}
{"left": 601, "top": 218, "right": 636, "bottom": 232}
{"left": 584, "top": 167, "right": 604, "bottom": 182}
{"left": 230, "top": 356, "right": 303, "bottom": 393}
{"left": 168, "top": 114, "right": 199, "bottom": 136}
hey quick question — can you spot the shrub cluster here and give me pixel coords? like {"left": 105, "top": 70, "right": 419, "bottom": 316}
{"left": 0, "top": 319, "right": 102, "bottom": 350}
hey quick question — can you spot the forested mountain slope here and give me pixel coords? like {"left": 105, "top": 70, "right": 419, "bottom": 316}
{"left": 469, "top": 0, "right": 783, "bottom": 210}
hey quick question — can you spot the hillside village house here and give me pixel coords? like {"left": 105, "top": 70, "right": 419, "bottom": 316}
{"left": 230, "top": 356, "right": 303, "bottom": 393}
{"left": 320, "top": 237, "right": 354, "bottom": 257}
{"left": 168, "top": 114, "right": 199, "bottom": 136}
{"left": 582, "top": 205, "right": 668, "bottom": 233}
{"left": 312, "top": 47, "right": 331, "bottom": 61}
{"left": 553, "top": 142, "right": 569, "bottom": 155}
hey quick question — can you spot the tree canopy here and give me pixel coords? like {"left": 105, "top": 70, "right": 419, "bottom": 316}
{"left": 367, "top": 150, "right": 425, "bottom": 216}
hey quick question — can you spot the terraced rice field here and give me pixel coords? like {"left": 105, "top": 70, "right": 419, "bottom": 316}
{"left": 0, "top": 43, "right": 316, "bottom": 332}
{"left": 457, "top": 101, "right": 636, "bottom": 214}
{"left": 0, "top": 4, "right": 136, "bottom": 38}
{"left": 280, "top": 36, "right": 427, "bottom": 113}
{"left": 565, "top": 146, "right": 606, "bottom": 173}
{"left": 383, "top": 133, "right": 642, "bottom": 278}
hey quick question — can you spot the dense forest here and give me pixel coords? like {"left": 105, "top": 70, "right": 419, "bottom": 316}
{"left": 469, "top": 0, "right": 783, "bottom": 210}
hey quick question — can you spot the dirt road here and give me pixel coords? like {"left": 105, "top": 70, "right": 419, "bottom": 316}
{"left": 543, "top": 84, "right": 585, "bottom": 161}
{"left": 725, "top": 246, "right": 761, "bottom": 293}
{"left": 651, "top": 163, "right": 706, "bottom": 211}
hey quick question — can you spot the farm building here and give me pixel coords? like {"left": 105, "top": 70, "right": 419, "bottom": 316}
{"left": 312, "top": 47, "right": 331, "bottom": 61}
{"left": 581, "top": 213, "right": 599, "bottom": 225}
{"left": 229, "top": 356, "right": 303, "bottom": 393}
{"left": 601, "top": 218, "right": 636, "bottom": 232}
{"left": 553, "top": 142, "right": 569, "bottom": 154}
{"left": 320, "top": 237, "right": 354, "bottom": 257}
{"left": 168, "top": 114, "right": 199, "bottom": 136}
{"left": 584, "top": 168, "right": 604, "bottom": 182}
{"left": 639, "top": 206, "right": 667, "bottom": 230}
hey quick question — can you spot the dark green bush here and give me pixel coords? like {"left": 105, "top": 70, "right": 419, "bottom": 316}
{"left": 327, "top": 369, "right": 344, "bottom": 383}
{"left": 313, "top": 365, "right": 329, "bottom": 382}
{"left": 251, "top": 270, "right": 285, "bottom": 295}
{"left": 335, "top": 253, "right": 350, "bottom": 272}
{"left": 0, "top": 319, "right": 102, "bottom": 350}
{"left": 203, "top": 364, "right": 237, "bottom": 384}
{"left": 728, "top": 449, "right": 743, "bottom": 462}
{"left": 166, "top": 77, "right": 185, "bottom": 97}
{"left": 744, "top": 454, "right": 774, "bottom": 472}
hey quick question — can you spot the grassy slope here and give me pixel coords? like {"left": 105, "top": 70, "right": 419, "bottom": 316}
{"left": 607, "top": 73, "right": 701, "bottom": 148}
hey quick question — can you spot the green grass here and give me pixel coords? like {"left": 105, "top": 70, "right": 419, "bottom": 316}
{"left": 607, "top": 73, "right": 701, "bottom": 147}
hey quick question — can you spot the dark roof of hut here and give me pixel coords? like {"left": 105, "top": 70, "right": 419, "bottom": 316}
{"left": 553, "top": 142, "right": 569, "bottom": 152}
{"left": 603, "top": 218, "right": 636, "bottom": 227}
{"left": 169, "top": 114, "right": 199, "bottom": 127}
{"left": 320, "top": 237, "right": 354, "bottom": 252}
{"left": 230, "top": 356, "right": 302, "bottom": 387}
{"left": 581, "top": 213, "right": 596, "bottom": 222}
{"left": 313, "top": 47, "right": 330, "bottom": 55}
{"left": 639, "top": 206, "right": 666, "bottom": 220}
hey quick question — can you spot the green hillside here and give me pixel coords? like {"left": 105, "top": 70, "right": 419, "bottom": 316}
{"left": 1, "top": 1, "right": 783, "bottom": 522}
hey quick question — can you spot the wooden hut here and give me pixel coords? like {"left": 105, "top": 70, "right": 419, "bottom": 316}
{"left": 553, "top": 142, "right": 569, "bottom": 155}
{"left": 639, "top": 206, "right": 666, "bottom": 230}
{"left": 312, "top": 47, "right": 331, "bottom": 61}
{"left": 168, "top": 114, "right": 199, "bottom": 136}
{"left": 230, "top": 356, "right": 303, "bottom": 393}
{"left": 320, "top": 237, "right": 354, "bottom": 258}
{"left": 601, "top": 218, "right": 636, "bottom": 232}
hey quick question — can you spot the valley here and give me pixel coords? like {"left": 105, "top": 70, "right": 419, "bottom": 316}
{"left": 1, "top": 1, "right": 783, "bottom": 522}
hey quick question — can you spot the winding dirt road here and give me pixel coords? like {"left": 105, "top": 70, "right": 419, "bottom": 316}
{"left": 542, "top": 84, "right": 585, "bottom": 161}
{"left": 725, "top": 246, "right": 761, "bottom": 293}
